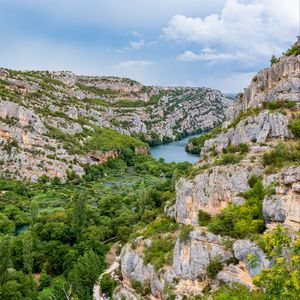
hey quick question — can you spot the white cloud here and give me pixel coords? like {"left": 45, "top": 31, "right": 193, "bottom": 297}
{"left": 129, "top": 39, "right": 145, "bottom": 50}
{"left": 163, "top": 0, "right": 298, "bottom": 62}
{"left": 114, "top": 60, "right": 153, "bottom": 68}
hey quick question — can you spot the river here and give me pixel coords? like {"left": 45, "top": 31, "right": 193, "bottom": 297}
{"left": 150, "top": 133, "right": 202, "bottom": 163}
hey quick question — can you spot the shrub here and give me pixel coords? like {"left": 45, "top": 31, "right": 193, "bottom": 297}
{"left": 100, "top": 273, "right": 116, "bottom": 297}
{"left": 262, "top": 142, "right": 300, "bottom": 168}
{"left": 270, "top": 55, "right": 280, "bottom": 65}
{"left": 208, "top": 180, "right": 266, "bottom": 238}
{"left": 144, "top": 237, "right": 175, "bottom": 271}
{"left": 289, "top": 117, "right": 300, "bottom": 138}
{"left": 179, "top": 225, "right": 194, "bottom": 242}
{"left": 264, "top": 100, "right": 296, "bottom": 110}
{"left": 198, "top": 209, "right": 211, "bottom": 226}
{"left": 216, "top": 153, "right": 243, "bottom": 165}
{"left": 286, "top": 43, "right": 300, "bottom": 56}
{"left": 207, "top": 257, "right": 223, "bottom": 279}
{"left": 223, "top": 143, "right": 249, "bottom": 155}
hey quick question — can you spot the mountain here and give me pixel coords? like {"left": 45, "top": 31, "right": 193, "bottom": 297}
{"left": 0, "top": 69, "right": 229, "bottom": 181}
{"left": 113, "top": 40, "right": 300, "bottom": 299}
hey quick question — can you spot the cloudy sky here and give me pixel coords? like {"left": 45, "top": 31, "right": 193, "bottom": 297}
{"left": 0, "top": 0, "right": 299, "bottom": 92}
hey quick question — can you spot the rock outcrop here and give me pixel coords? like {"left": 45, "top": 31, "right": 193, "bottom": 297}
{"left": 171, "top": 164, "right": 262, "bottom": 225}
{"left": 263, "top": 166, "right": 300, "bottom": 231}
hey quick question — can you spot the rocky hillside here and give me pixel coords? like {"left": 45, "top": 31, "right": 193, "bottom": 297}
{"left": 0, "top": 69, "right": 229, "bottom": 181}
{"left": 112, "top": 40, "right": 300, "bottom": 299}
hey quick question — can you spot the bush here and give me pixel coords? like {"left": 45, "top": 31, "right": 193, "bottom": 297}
{"left": 262, "top": 142, "right": 300, "bottom": 168}
{"left": 100, "top": 273, "right": 116, "bottom": 297}
{"left": 144, "top": 237, "right": 175, "bottom": 271}
{"left": 289, "top": 117, "right": 300, "bottom": 138}
{"left": 216, "top": 153, "right": 243, "bottom": 165}
{"left": 207, "top": 257, "right": 223, "bottom": 279}
{"left": 208, "top": 180, "right": 266, "bottom": 238}
{"left": 264, "top": 100, "right": 296, "bottom": 110}
{"left": 223, "top": 143, "right": 249, "bottom": 154}
{"left": 198, "top": 209, "right": 211, "bottom": 226}
{"left": 179, "top": 225, "right": 194, "bottom": 242}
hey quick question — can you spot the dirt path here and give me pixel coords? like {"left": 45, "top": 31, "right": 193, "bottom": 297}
{"left": 93, "top": 242, "right": 120, "bottom": 300}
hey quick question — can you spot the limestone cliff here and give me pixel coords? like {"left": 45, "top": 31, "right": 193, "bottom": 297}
{"left": 114, "top": 41, "right": 300, "bottom": 299}
{"left": 0, "top": 69, "right": 229, "bottom": 181}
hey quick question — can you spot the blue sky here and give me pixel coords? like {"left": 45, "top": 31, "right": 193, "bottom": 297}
{"left": 0, "top": 0, "right": 298, "bottom": 92}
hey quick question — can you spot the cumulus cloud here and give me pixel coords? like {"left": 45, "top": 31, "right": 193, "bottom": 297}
{"left": 163, "top": 0, "right": 299, "bottom": 62}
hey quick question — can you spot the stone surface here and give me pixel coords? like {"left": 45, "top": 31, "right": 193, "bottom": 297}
{"left": 172, "top": 164, "right": 262, "bottom": 225}
{"left": 173, "top": 230, "right": 233, "bottom": 279}
{"left": 233, "top": 240, "right": 271, "bottom": 277}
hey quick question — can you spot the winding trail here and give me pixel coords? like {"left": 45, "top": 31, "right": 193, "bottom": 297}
{"left": 93, "top": 242, "right": 120, "bottom": 300}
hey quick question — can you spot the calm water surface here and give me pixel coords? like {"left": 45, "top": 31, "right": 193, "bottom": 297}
{"left": 150, "top": 134, "right": 202, "bottom": 163}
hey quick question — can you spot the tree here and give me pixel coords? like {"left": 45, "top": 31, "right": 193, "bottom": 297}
{"left": 69, "top": 250, "right": 105, "bottom": 300}
{"left": 23, "top": 232, "right": 34, "bottom": 274}
{"left": 100, "top": 273, "right": 116, "bottom": 297}
{"left": 0, "top": 235, "right": 11, "bottom": 287}
{"left": 71, "top": 193, "right": 87, "bottom": 242}
{"left": 253, "top": 225, "right": 300, "bottom": 299}
{"left": 270, "top": 55, "right": 279, "bottom": 65}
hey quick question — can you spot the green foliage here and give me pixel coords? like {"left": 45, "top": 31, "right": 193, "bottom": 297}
{"left": 270, "top": 55, "right": 280, "bottom": 65}
{"left": 76, "top": 83, "right": 115, "bottom": 96}
{"left": 70, "top": 250, "right": 105, "bottom": 299}
{"left": 207, "top": 256, "right": 223, "bottom": 279}
{"left": 262, "top": 142, "right": 300, "bottom": 169}
{"left": 179, "top": 225, "right": 194, "bottom": 242}
{"left": 186, "top": 127, "right": 222, "bottom": 154}
{"left": 264, "top": 100, "right": 296, "bottom": 110}
{"left": 289, "top": 117, "right": 300, "bottom": 138}
{"left": 208, "top": 180, "right": 266, "bottom": 238}
{"left": 211, "top": 284, "right": 266, "bottom": 300}
{"left": 286, "top": 43, "right": 300, "bottom": 56}
{"left": 216, "top": 153, "right": 243, "bottom": 165}
{"left": 100, "top": 273, "right": 116, "bottom": 297}
{"left": 144, "top": 237, "right": 176, "bottom": 271}
{"left": 253, "top": 226, "right": 300, "bottom": 300}
{"left": 227, "top": 108, "right": 260, "bottom": 130}
{"left": 198, "top": 209, "right": 211, "bottom": 226}
{"left": 223, "top": 143, "right": 249, "bottom": 155}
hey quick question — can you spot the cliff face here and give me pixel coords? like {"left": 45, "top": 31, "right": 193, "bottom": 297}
{"left": 115, "top": 42, "right": 300, "bottom": 299}
{"left": 0, "top": 69, "right": 230, "bottom": 181}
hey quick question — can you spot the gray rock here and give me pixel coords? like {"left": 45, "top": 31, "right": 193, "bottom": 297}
{"left": 173, "top": 230, "right": 233, "bottom": 279}
{"left": 233, "top": 240, "right": 271, "bottom": 277}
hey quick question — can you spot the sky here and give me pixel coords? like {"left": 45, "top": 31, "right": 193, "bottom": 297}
{"left": 0, "top": 0, "right": 299, "bottom": 93}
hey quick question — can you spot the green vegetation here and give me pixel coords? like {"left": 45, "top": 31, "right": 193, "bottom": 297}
{"left": 253, "top": 225, "right": 300, "bottom": 300}
{"left": 76, "top": 83, "right": 116, "bottom": 96}
{"left": 227, "top": 108, "right": 261, "bottom": 130}
{"left": 113, "top": 94, "right": 161, "bottom": 108}
{"left": 179, "top": 225, "right": 194, "bottom": 242}
{"left": 198, "top": 209, "right": 211, "bottom": 226}
{"left": 207, "top": 178, "right": 266, "bottom": 238}
{"left": 264, "top": 99, "right": 296, "bottom": 110}
{"left": 144, "top": 237, "right": 175, "bottom": 271}
{"left": 207, "top": 256, "right": 223, "bottom": 279}
{"left": 0, "top": 153, "right": 192, "bottom": 299}
{"left": 100, "top": 274, "right": 116, "bottom": 297}
{"left": 289, "top": 117, "right": 300, "bottom": 138}
{"left": 186, "top": 126, "right": 222, "bottom": 154}
{"left": 286, "top": 43, "right": 300, "bottom": 56}
{"left": 215, "top": 143, "right": 249, "bottom": 165}
{"left": 270, "top": 55, "right": 280, "bottom": 65}
{"left": 262, "top": 142, "right": 300, "bottom": 170}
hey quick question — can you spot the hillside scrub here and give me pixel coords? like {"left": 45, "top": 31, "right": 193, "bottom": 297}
{"left": 208, "top": 179, "right": 266, "bottom": 238}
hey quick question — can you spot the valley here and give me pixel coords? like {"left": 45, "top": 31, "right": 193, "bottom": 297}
{"left": 0, "top": 40, "right": 299, "bottom": 300}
